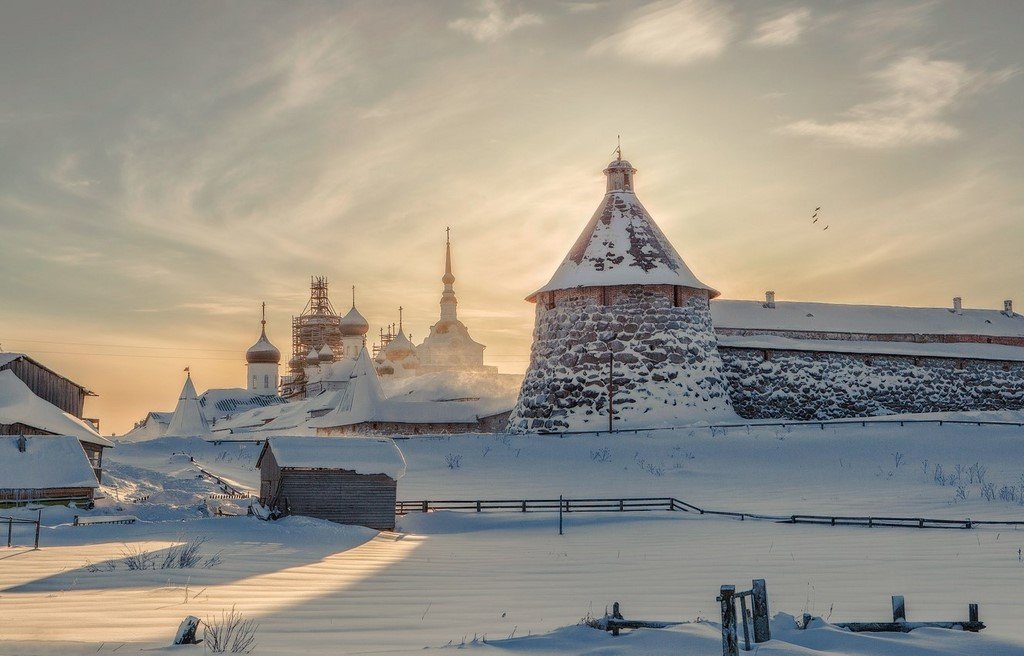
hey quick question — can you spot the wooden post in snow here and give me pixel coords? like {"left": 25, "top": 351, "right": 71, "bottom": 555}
{"left": 558, "top": 494, "right": 563, "bottom": 536}
{"left": 719, "top": 585, "right": 738, "bottom": 656}
{"left": 34, "top": 510, "right": 41, "bottom": 549}
{"left": 892, "top": 595, "right": 906, "bottom": 622}
{"left": 608, "top": 352, "right": 614, "bottom": 433}
{"left": 752, "top": 579, "right": 771, "bottom": 643}
{"left": 739, "top": 594, "right": 751, "bottom": 651}
{"left": 969, "top": 604, "right": 979, "bottom": 624}
{"left": 173, "top": 616, "right": 201, "bottom": 645}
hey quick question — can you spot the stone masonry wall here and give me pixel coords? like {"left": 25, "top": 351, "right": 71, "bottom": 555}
{"left": 720, "top": 347, "right": 1024, "bottom": 420}
{"left": 507, "top": 285, "right": 735, "bottom": 433}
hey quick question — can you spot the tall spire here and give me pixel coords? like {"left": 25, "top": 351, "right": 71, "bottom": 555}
{"left": 440, "top": 227, "right": 458, "bottom": 322}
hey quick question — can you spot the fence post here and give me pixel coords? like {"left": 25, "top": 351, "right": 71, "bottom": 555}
{"left": 7, "top": 517, "right": 11, "bottom": 548}
{"left": 739, "top": 594, "right": 751, "bottom": 651}
{"left": 422, "top": 500, "right": 428, "bottom": 513}
{"left": 34, "top": 510, "right": 41, "bottom": 549}
{"left": 892, "top": 595, "right": 906, "bottom": 622}
{"left": 968, "top": 603, "right": 978, "bottom": 623}
{"left": 558, "top": 494, "right": 563, "bottom": 536}
{"left": 752, "top": 579, "right": 771, "bottom": 643}
{"left": 719, "top": 585, "right": 738, "bottom": 656}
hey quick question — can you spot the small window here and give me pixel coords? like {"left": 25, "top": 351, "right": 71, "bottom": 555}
{"left": 252, "top": 375, "right": 257, "bottom": 387}
{"left": 264, "top": 374, "right": 270, "bottom": 388}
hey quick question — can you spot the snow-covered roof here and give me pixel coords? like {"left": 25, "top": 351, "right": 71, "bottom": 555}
{"left": 718, "top": 334, "right": 1024, "bottom": 362}
{"left": 0, "top": 435, "right": 99, "bottom": 490}
{"left": 198, "top": 388, "right": 287, "bottom": 421}
{"left": 258, "top": 436, "right": 407, "bottom": 479}
{"left": 0, "top": 370, "right": 112, "bottom": 447}
{"left": 164, "top": 374, "right": 209, "bottom": 437}
{"left": 712, "top": 300, "right": 1024, "bottom": 337}
{"left": 528, "top": 158, "right": 717, "bottom": 301}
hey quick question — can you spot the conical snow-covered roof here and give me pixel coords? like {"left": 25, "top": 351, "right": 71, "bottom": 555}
{"left": 527, "top": 156, "right": 718, "bottom": 301}
{"left": 384, "top": 330, "right": 416, "bottom": 359}
{"left": 164, "top": 373, "right": 209, "bottom": 437}
{"left": 318, "top": 344, "right": 335, "bottom": 361}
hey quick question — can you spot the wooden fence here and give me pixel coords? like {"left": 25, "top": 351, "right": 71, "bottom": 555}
{"left": 2, "top": 513, "right": 41, "bottom": 549}
{"left": 395, "top": 497, "right": 1024, "bottom": 531}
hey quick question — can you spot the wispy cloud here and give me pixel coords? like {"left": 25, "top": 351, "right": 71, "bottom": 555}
{"left": 589, "top": 0, "right": 734, "bottom": 66}
{"left": 779, "top": 55, "right": 1015, "bottom": 148}
{"left": 748, "top": 8, "right": 811, "bottom": 47}
{"left": 449, "top": 0, "right": 543, "bottom": 42}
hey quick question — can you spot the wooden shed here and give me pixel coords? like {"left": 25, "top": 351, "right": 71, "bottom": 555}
{"left": 0, "top": 353, "right": 96, "bottom": 421}
{"left": 0, "top": 435, "right": 99, "bottom": 507}
{"left": 256, "top": 436, "right": 406, "bottom": 530}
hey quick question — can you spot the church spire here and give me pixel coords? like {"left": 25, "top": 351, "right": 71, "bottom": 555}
{"left": 440, "top": 227, "right": 458, "bottom": 322}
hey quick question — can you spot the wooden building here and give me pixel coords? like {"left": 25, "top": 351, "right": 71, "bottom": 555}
{"left": 256, "top": 436, "right": 406, "bottom": 530}
{"left": 0, "top": 353, "right": 96, "bottom": 422}
{"left": 0, "top": 435, "right": 99, "bottom": 507}
{"left": 0, "top": 368, "right": 112, "bottom": 482}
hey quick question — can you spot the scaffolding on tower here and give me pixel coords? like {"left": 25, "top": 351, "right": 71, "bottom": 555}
{"left": 290, "top": 276, "right": 343, "bottom": 369}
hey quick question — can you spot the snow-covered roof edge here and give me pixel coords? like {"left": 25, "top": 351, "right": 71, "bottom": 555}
{"left": 257, "top": 436, "right": 407, "bottom": 480}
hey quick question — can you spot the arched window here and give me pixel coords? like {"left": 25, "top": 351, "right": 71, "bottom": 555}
{"left": 264, "top": 374, "right": 269, "bottom": 388}
{"left": 251, "top": 375, "right": 257, "bottom": 388}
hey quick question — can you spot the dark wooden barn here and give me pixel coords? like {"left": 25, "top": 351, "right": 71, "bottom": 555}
{"left": 256, "top": 436, "right": 406, "bottom": 530}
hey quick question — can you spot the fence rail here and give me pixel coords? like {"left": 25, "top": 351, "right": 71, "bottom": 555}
{"left": 395, "top": 497, "right": 1024, "bottom": 531}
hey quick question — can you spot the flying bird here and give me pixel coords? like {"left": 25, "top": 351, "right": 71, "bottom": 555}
{"left": 815, "top": 206, "right": 821, "bottom": 211}
{"left": 823, "top": 225, "right": 830, "bottom": 231}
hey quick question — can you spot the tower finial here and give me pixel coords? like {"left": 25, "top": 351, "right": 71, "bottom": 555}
{"left": 351, "top": 285, "right": 356, "bottom": 308}
{"left": 398, "top": 306, "right": 403, "bottom": 331}
{"left": 261, "top": 301, "right": 266, "bottom": 326}
{"left": 615, "top": 135, "right": 622, "bottom": 161}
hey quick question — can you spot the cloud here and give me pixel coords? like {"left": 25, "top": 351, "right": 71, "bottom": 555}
{"left": 589, "top": 0, "right": 734, "bottom": 66}
{"left": 449, "top": 0, "right": 543, "bottom": 42}
{"left": 779, "top": 55, "right": 1016, "bottom": 148}
{"left": 748, "top": 8, "right": 811, "bottom": 47}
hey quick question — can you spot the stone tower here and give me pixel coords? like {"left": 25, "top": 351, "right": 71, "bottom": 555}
{"left": 507, "top": 154, "right": 735, "bottom": 433}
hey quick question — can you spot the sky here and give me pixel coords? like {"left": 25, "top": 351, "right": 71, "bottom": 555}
{"left": 1, "top": 0, "right": 1021, "bottom": 434}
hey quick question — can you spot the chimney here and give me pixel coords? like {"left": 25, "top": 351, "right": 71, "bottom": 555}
{"left": 1005, "top": 300, "right": 1014, "bottom": 316}
{"left": 17, "top": 435, "right": 26, "bottom": 452}
{"left": 764, "top": 291, "right": 776, "bottom": 309}
{"left": 953, "top": 297, "right": 963, "bottom": 314}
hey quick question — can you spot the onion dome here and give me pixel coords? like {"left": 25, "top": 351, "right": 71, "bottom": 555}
{"left": 340, "top": 306, "right": 370, "bottom": 336}
{"left": 306, "top": 348, "right": 320, "bottom": 365}
{"left": 246, "top": 307, "right": 281, "bottom": 364}
{"left": 384, "top": 331, "right": 416, "bottom": 360}
{"left": 318, "top": 344, "right": 334, "bottom": 362}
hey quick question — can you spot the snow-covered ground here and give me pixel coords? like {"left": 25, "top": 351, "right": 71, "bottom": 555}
{"left": 3, "top": 419, "right": 1024, "bottom": 655}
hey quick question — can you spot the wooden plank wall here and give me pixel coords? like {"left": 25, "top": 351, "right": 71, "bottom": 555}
{"left": 1, "top": 359, "right": 86, "bottom": 417}
{"left": 277, "top": 470, "right": 397, "bottom": 531}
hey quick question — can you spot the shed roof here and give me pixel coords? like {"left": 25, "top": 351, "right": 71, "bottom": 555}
{"left": 258, "top": 436, "right": 407, "bottom": 480}
{"left": 712, "top": 300, "right": 1024, "bottom": 337}
{"left": 0, "top": 435, "right": 99, "bottom": 490}
{"left": 0, "top": 352, "right": 96, "bottom": 396}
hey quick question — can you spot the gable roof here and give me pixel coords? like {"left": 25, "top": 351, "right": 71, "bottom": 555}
{"left": 0, "top": 370, "right": 112, "bottom": 447}
{"left": 0, "top": 435, "right": 99, "bottom": 490}
{"left": 257, "top": 436, "right": 406, "bottom": 479}
{"left": 528, "top": 158, "right": 717, "bottom": 301}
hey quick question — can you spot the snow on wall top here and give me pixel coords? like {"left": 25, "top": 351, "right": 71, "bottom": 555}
{"left": 718, "top": 334, "right": 1024, "bottom": 362}
{"left": 0, "top": 370, "right": 112, "bottom": 447}
{"left": 712, "top": 300, "right": 1024, "bottom": 337}
{"left": 260, "top": 436, "right": 406, "bottom": 479}
{"left": 0, "top": 435, "right": 99, "bottom": 490}
{"left": 528, "top": 158, "right": 717, "bottom": 301}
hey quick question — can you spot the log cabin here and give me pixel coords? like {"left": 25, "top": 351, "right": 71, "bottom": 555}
{"left": 0, "top": 435, "right": 99, "bottom": 507}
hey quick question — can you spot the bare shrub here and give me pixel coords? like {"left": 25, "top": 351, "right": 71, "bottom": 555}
{"left": 981, "top": 483, "right": 996, "bottom": 502}
{"left": 934, "top": 464, "right": 945, "bottom": 486}
{"left": 892, "top": 451, "right": 905, "bottom": 469}
{"left": 998, "top": 485, "right": 1017, "bottom": 503}
{"left": 445, "top": 453, "right": 462, "bottom": 469}
{"left": 203, "top": 605, "right": 258, "bottom": 653}
{"left": 969, "top": 463, "right": 988, "bottom": 486}
{"left": 85, "top": 559, "right": 117, "bottom": 573}
{"left": 954, "top": 485, "right": 969, "bottom": 502}
{"left": 121, "top": 545, "right": 157, "bottom": 570}
{"left": 590, "top": 448, "right": 611, "bottom": 463}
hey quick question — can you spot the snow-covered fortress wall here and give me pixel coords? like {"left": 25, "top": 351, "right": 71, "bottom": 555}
{"left": 720, "top": 347, "right": 1024, "bottom": 420}
{"left": 507, "top": 284, "right": 734, "bottom": 432}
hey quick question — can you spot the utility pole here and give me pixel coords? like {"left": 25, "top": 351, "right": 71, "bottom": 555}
{"left": 608, "top": 351, "right": 614, "bottom": 433}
